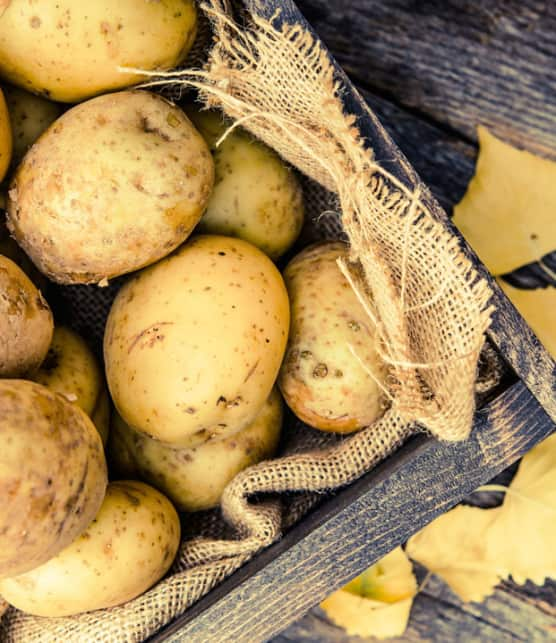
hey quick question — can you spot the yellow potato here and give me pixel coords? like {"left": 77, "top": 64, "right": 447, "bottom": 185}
{"left": 109, "top": 387, "right": 283, "bottom": 512}
{"left": 7, "top": 91, "right": 214, "bottom": 284}
{"left": 91, "top": 386, "right": 111, "bottom": 447}
{"left": 32, "top": 326, "right": 110, "bottom": 445}
{"left": 33, "top": 326, "right": 102, "bottom": 415}
{"left": 0, "top": 87, "right": 11, "bottom": 181}
{"left": 0, "top": 0, "right": 197, "bottom": 102}
{"left": 104, "top": 235, "right": 290, "bottom": 448}
{"left": 188, "top": 109, "right": 305, "bottom": 260}
{"left": 279, "top": 242, "right": 386, "bottom": 432}
{"left": 0, "top": 480, "right": 179, "bottom": 616}
{"left": 0, "top": 254, "right": 53, "bottom": 377}
{"left": 0, "top": 380, "right": 107, "bottom": 578}
{"left": 4, "top": 85, "right": 62, "bottom": 164}
{"left": 0, "top": 214, "right": 46, "bottom": 288}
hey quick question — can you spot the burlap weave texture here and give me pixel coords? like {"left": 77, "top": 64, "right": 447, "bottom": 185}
{"left": 0, "top": 2, "right": 493, "bottom": 641}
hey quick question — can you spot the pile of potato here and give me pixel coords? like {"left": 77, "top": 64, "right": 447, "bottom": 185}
{"left": 0, "top": 0, "right": 386, "bottom": 618}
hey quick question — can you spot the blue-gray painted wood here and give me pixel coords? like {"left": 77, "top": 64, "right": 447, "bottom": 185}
{"left": 149, "top": 382, "right": 555, "bottom": 642}
{"left": 148, "top": 0, "right": 556, "bottom": 640}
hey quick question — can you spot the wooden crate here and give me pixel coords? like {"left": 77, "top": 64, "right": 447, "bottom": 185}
{"left": 149, "top": 1, "right": 556, "bottom": 640}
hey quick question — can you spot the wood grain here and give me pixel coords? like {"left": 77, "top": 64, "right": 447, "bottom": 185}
{"left": 274, "top": 575, "right": 556, "bottom": 643}
{"left": 252, "top": 0, "right": 556, "bottom": 426}
{"left": 149, "top": 382, "right": 555, "bottom": 643}
{"left": 295, "top": 0, "right": 556, "bottom": 159}
{"left": 148, "top": 2, "right": 556, "bottom": 641}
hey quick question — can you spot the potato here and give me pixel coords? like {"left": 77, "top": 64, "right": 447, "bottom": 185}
{"left": 109, "top": 387, "right": 283, "bottom": 512}
{"left": 0, "top": 214, "right": 46, "bottom": 288}
{"left": 0, "top": 87, "right": 11, "bottom": 181}
{"left": 278, "top": 242, "right": 386, "bottom": 432}
{"left": 4, "top": 85, "right": 62, "bottom": 164}
{"left": 33, "top": 326, "right": 102, "bottom": 414}
{"left": 0, "top": 480, "right": 179, "bottom": 616}
{"left": 0, "top": 255, "right": 53, "bottom": 377}
{"left": 32, "top": 326, "right": 110, "bottom": 445}
{"left": 7, "top": 91, "right": 214, "bottom": 284}
{"left": 104, "top": 235, "right": 290, "bottom": 448}
{"left": 0, "top": 380, "right": 107, "bottom": 578}
{"left": 91, "top": 386, "right": 111, "bottom": 447}
{"left": 0, "top": 0, "right": 197, "bottom": 102}
{"left": 188, "top": 109, "right": 304, "bottom": 260}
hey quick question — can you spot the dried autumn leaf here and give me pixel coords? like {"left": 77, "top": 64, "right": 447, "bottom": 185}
{"left": 453, "top": 127, "right": 556, "bottom": 275}
{"left": 485, "top": 432, "right": 556, "bottom": 585}
{"left": 406, "top": 505, "right": 505, "bottom": 602}
{"left": 320, "top": 547, "right": 417, "bottom": 639}
{"left": 497, "top": 280, "right": 556, "bottom": 358}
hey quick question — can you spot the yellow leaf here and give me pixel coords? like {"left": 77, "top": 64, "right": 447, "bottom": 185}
{"left": 406, "top": 505, "right": 505, "bottom": 602}
{"left": 485, "top": 432, "right": 556, "bottom": 585}
{"left": 497, "top": 280, "right": 556, "bottom": 358}
{"left": 453, "top": 127, "right": 556, "bottom": 275}
{"left": 320, "top": 547, "right": 417, "bottom": 639}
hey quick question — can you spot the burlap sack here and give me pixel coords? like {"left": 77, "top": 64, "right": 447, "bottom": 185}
{"left": 0, "top": 2, "right": 494, "bottom": 641}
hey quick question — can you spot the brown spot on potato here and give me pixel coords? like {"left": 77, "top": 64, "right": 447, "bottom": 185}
{"left": 313, "top": 363, "right": 328, "bottom": 378}
{"left": 127, "top": 322, "right": 174, "bottom": 354}
{"left": 243, "top": 359, "right": 260, "bottom": 383}
{"left": 216, "top": 395, "right": 243, "bottom": 409}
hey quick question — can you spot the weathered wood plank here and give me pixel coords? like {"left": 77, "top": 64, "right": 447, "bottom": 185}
{"left": 273, "top": 575, "right": 556, "bottom": 643}
{"left": 147, "top": 2, "right": 556, "bottom": 641}
{"left": 295, "top": 0, "right": 556, "bottom": 159}
{"left": 148, "top": 382, "right": 555, "bottom": 643}
{"left": 359, "top": 91, "right": 476, "bottom": 213}
{"left": 251, "top": 0, "right": 556, "bottom": 423}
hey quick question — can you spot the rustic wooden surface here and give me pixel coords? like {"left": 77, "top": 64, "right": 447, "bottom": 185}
{"left": 271, "top": 1, "right": 556, "bottom": 641}
{"left": 295, "top": 0, "right": 556, "bottom": 160}
{"left": 149, "top": 382, "right": 555, "bottom": 643}
{"left": 147, "top": 1, "right": 556, "bottom": 641}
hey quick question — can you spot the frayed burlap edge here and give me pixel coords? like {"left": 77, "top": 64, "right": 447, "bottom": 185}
{"left": 1, "top": 2, "right": 494, "bottom": 641}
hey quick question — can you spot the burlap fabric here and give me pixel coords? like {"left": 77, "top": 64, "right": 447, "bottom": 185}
{"left": 0, "top": 2, "right": 494, "bottom": 641}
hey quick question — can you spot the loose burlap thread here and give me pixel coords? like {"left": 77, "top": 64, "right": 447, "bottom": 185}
{"left": 0, "top": 2, "right": 494, "bottom": 641}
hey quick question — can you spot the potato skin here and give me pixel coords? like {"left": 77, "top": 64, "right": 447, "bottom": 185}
{"left": 33, "top": 326, "right": 102, "bottom": 415}
{"left": 0, "top": 218, "right": 46, "bottom": 289}
{"left": 0, "top": 88, "right": 11, "bottom": 181}
{"left": 0, "top": 255, "right": 53, "bottom": 377}
{"left": 91, "top": 386, "right": 111, "bottom": 448}
{"left": 109, "top": 388, "right": 283, "bottom": 512}
{"left": 32, "top": 326, "right": 110, "bottom": 445}
{"left": 0, "top": 380, "right": 107, "bottom": 578}
{"left": 0, "top": 481, "right": 179, "bottom": 616}
{"left": 278, "top": 242, "right": 386, "bottom": 432}
{"left": 104, "top": 235, "right": 290, "bottom": 448}
{"left": 188, "top": 109, "right": 304, "bottom": 260}
{"left": 7, "top": 91, "right": 214, "bottom": 284}
{"left": 0, "top": 0, "right": 197, "bottom": 102}
{"left": 4, "top": 85, "right": 62, "bottom": 164}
